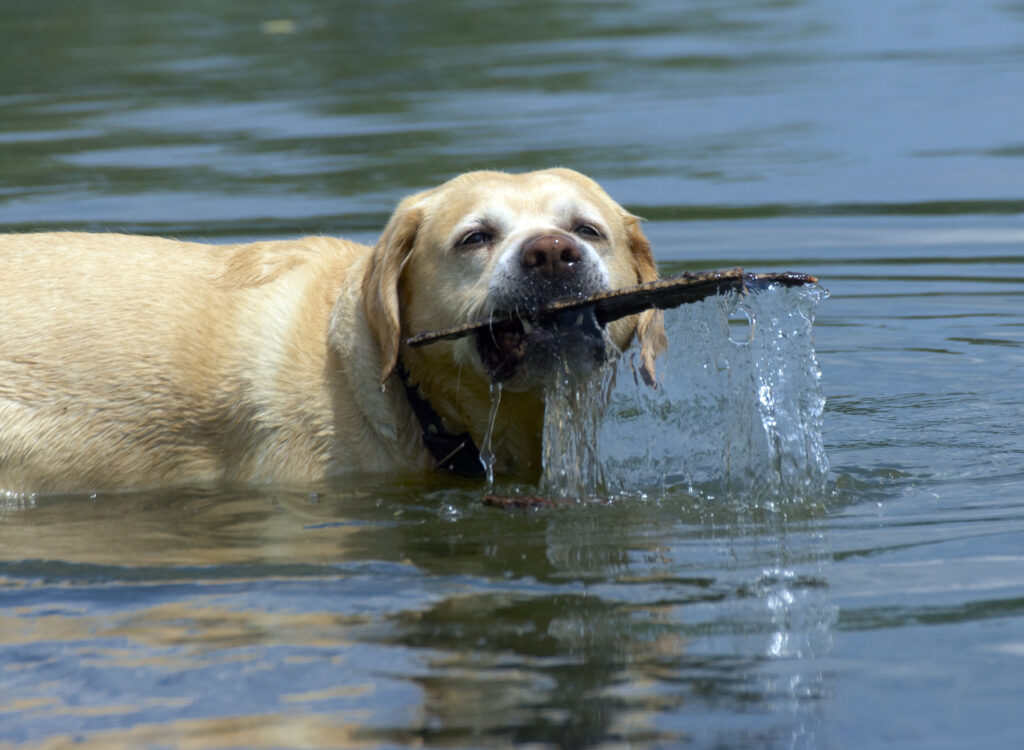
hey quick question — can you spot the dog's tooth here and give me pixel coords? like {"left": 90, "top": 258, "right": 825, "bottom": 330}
{"left": 521, "top": 320, "right": 533, "bottom": 334}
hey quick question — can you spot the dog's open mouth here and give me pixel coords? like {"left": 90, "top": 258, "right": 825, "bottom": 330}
{"left": 475, "top": 305, "right": 607, "bottom": 384}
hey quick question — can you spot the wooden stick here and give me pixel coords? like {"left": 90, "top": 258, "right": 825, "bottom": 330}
{"left": 405, "top": 269, "right": 818, "bottom": 348}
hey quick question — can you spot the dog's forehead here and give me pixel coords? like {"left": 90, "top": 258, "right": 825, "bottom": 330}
{"left": 429, "top": 172, "right": 614, "bottom": 232}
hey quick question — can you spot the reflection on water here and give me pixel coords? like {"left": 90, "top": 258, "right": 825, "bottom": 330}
{"left": 0, "top": 466, "right": 841, "bottom": 747}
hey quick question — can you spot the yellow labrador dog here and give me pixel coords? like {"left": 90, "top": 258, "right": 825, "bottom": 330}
{"left": 0, "top": 169, "right": 664, "bottom": 494}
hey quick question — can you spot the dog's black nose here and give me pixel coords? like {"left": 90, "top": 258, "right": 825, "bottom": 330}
{"left": 520, "top": 234, "right": 582, "bottom": 280}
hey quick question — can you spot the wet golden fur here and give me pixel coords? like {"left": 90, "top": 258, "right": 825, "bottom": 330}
{"left": 0, "top": 169, "right": 664, "bottom": 493}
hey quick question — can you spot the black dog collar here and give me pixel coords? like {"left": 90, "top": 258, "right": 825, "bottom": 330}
{"left": 394, "top": 357, "right": 485, "bottom": 478}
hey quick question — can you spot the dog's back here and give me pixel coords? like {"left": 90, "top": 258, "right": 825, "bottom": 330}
{"left": 0, "top": 232, "right": 369, "bottom": 493}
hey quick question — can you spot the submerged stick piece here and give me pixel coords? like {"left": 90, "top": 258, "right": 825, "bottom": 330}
{"left": 406, "top": 269, "right": 817, "bottom": 348}
{"left": 481, "top": 494, "right": 606, "bottom": 510}
{"left": 482, "top": 494, "right": 566, "bottom": 510}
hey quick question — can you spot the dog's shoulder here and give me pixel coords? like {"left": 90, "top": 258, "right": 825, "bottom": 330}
{"left": 214, "top": 235, "right": 369, "bottom": 291}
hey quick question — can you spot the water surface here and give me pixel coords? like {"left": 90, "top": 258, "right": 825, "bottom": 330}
{"left": 2, "top": 1, "right": 1024, "bottom": 748}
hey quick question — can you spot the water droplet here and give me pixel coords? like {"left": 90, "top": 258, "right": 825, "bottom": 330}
{"left": 439, "top": 503, "right": 462, "bottom": 521}
{"left": 728, "top": 306, "right": 753, "bottom": 344}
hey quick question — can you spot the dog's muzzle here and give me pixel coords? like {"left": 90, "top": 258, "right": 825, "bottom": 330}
{"left": 476, "top": 233, "right": 610, "bottom": 385}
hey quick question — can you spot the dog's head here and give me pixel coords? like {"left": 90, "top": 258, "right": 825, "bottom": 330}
{"left": 364, "top": 168, "right": 666, "bottom": 391}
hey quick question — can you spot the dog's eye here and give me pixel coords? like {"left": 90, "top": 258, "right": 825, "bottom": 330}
{"left": 457, "top": 230, "right": 492, "bottom": 248}
{"left": 573, "top": 223, "right": 604, "bottom": 239}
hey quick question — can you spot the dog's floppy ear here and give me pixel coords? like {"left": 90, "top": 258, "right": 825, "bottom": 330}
{"left": 364, "top": 193, "right": 424, "bottom": 383}
{"left": 625, "top": 213, "right": 667, "bottom": 387}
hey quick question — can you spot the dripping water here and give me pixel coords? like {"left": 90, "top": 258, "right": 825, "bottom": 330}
{"left": 538, "top": 338, "right": 620, "bottom": 501}
{"left": 480, "top": 381, "right": 503, "bottom": 487}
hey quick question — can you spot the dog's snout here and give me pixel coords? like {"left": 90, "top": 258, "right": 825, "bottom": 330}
{"left": 520, "top": 234, "right": 582, "bottom": 280}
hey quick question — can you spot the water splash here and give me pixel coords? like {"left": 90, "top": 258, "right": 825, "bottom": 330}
{"left": 483, "top": 283, "right": 828, "bottom": 503}
{"left": 743, "top": 285, "right": 830, "bottom": 495}
{"left": 599, "top": 283, "right": 829, "bottom": 501}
